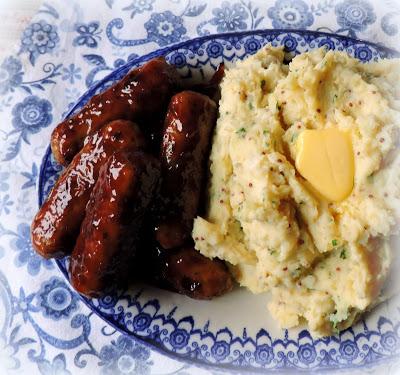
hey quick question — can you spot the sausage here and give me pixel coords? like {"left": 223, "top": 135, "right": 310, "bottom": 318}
{"left": 51, "top": 57, "right": 180, "bottom": 166}
{"left": 70, "top": 150, "right": 160, "bottom": 297}
{"left": 155, "top": 91, "right": 217, "bottom": 249}
{"left": 157, "top": 245, "right": 234, "bottom": 299}
{"left": 31, "top": 120, "right": 146, "bottom": 259}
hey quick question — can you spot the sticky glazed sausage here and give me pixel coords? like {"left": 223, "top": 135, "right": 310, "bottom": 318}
{"left": 155, "top": 91, "right": 217, "bottom": 249}
{"left": 51, "top": 57, "right": 180, "bottom": 166}
{"left": 158, "top": 245, "right": 233, "bottom": 299}
{"left": 31, "top": 120, "right": 146, "bottom": 259}
{"left": 70, "top": 150, "right": 160, "bottom": 297}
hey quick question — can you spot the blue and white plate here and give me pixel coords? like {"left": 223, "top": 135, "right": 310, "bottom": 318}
{"left": 38, "top": 30, "right": 400, "bottom": 372}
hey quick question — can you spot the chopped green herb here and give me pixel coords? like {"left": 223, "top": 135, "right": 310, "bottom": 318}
{"left": 332, "top": 94, "right": 338, "bottom": 103}
{"left": 340, "top": 248, "right": 347, "bottom": 259}
{"left": 331, "top": 319, "right": 340, "bottom": 334}
{"left": 236, "top": 127, "right": 246, "bottom": 137}
{"left": 268, "top": 248, "right": 277, "bottom": 256}
{"left": 249, "top": 102, "right": 254, "bottom": 110}
{"left": 332, "top": 239, "right": 338, "bottom": 247}
{"left": 291, "top": 133, "right": 298, "bottom": 143}
{"left": 263, "top": 129, "right": 269, "bottom": 135}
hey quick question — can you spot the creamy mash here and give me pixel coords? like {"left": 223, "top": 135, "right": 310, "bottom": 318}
{"left": 192, "top": 46, "right": 400, "bottom": 336}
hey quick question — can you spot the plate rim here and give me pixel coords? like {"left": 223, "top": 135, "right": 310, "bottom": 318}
{"left": 37, "top": 28, "right": 400, "bottom": 373}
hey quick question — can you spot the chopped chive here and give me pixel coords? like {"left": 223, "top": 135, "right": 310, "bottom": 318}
{"left": 332, "top": 239, "right": 338, "bottom": 247}
{"left": 340, "top": 248, "right": 347, "bottom": 259}
{"left": 236, "top": 127, "right": 246, "bottom": 137}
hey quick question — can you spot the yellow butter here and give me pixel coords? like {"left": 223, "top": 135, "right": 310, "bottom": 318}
{"left": 295, "top": 128, "right": 354, "bottom": 202}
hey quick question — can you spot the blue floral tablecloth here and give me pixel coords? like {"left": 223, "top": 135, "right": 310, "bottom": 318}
{"left": 0, "top": 0, "right": 399, "bottom": 374}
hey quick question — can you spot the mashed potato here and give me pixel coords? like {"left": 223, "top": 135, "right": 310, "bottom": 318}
{"left": 192, "top": 46, "right": 400, "bottom": 336}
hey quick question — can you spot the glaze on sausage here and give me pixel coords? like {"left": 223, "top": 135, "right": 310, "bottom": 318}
{"left": 31, "top": 120, "right": 146, "bottom": 259}
{"left": 151, "top": 245, "right": 233, "bottom": 299}
{"left": 70, "top": 150, "right": 160, "bottom": 297}
{"left": 155, "top": 91, "right": 217, "bottom": 249}
{"left": 51, "top": 57, "right": 179, "bottom": 166}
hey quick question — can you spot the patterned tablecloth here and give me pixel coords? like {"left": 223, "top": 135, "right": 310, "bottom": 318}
{"left": 0, "top": 0, "right": 399, "bottom": 374}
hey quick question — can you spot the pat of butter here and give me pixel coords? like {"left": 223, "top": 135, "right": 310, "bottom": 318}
{"left": 295, "top": 128, "right": 354, "bottom": 202}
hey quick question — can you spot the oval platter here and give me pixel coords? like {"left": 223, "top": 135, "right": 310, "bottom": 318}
{"left": 38, "top": 29, "right": 400, "bottom": 373}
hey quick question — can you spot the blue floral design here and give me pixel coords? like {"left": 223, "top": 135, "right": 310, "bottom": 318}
{"left": 380, "top": 332, "right": 398, "bottom": 352}
{"left": 0, "top": 195, "right": 13, "bottom": 215}
{"left": 339, "top": 340, "right": 359, "bottom": 361}
{"left": 354, "top": 45, "right": 373, "bottom": 61}
{"left": 38, "top": 354, "right": 71, "bottom": 375}
{"left": 335, "top": 0, "right": 376, "bottom": 33}
{"left": 168, "top": 51, "right": 186, "bottom": 68}
{"left": 21, "top": 163, "right": 38, "bottom": 190}
{"left": 254, "top": 344, "right": 274, "bottom": 365}
{"left": 38, "top": 277, "right": 78, "bottom": 321}
{"left": 282, "top": 35, "right": 298, "bottom": 52}
{"left": 99, "top": 336, "right": 152, "bottom": 375}
{"left": 73, "top": 21, "right": 102, "bottom": 48}
{"left": 211, "top": 341, "right": 230, "bottom": 361}
{"left": 0, "top": 172, "right": 10, "bottom": 191}
{"left": 244, "top": 37, "right": 262, "bottom": 54}
{"left": 267, "top": 0, "right": 314, "bottom": 29}
{"left": 0, "top": 57, "right": 23, "bottom": 95}
{"left": 206, "top": 41, "right": 224, "bottom": 58}
{"left": 113, "top": 53, "right": 139, "bottom": 68}
{"left": 210, "top": 2, "right": 248, "bottom": 33}
{"left": 20, "top": 20, "right": 59, "bottom": 65}
{"left": 11, "top": 95, "right": 52, "bottom": 144}
{"left": 123, "top": 0, "right": 155, "bottom": 18}
{"left": 13, "top": 288, "right": 39, "bottom": 322}
{"left": 144, "top": 11, "right": 187, "bottom": 46}
{"left": 297, "top": 343, "right": 317, "bottom": 364}
{"left": 98, "top": 294, "right": 119, "bottom": 310}
{"left": 10, "top": 223, "right": 53, "bottom": 276}
{"left": 61, "top": 63, "right": 82, "bottom": 84}
{"left": 169, "top": 329, "right": 189, "bottom": 349}
{"left": 132, "top": 313, "right": 151, "bottom": 331}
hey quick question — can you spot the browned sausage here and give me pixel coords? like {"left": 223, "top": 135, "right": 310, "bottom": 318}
{"left": 70, "top": 150, "right": 160, "bottom": 297}
{"left": 158, "top": 245, "right": 233, "bottom": 299}
{"left": 31, "top": 120, "right": 146, "bottom": 259}
{"left": 51, "top": 57, "right": 179, "bottom": 166}
{"left": 155, "top": 91, "right": 217, "bottom": 249}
